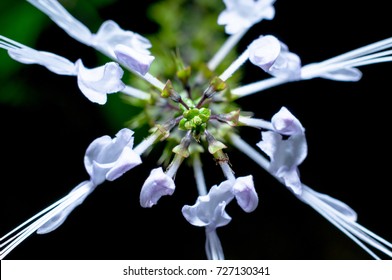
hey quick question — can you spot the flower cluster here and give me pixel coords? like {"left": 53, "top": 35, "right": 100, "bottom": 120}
{"left": 1, "top": 0, "right": 392, "bottom": 260}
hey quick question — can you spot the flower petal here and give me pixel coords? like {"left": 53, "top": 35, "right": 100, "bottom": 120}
{"left": 114, "top": 44, "right": 155, "bottom": 75}
{"left": 140, "top": 167, "right": 176, "bottom": 208}
{"left": 76, "top": 59, "right": 125, "bottom": 104}
{"left": 93, "top": 20, "right": 152, "bottom": 57}
{"left": 218, "top": 0, "right": 276, "bottom": 34}
{"left": 248, "top": 35, "right": 281, "bottom": 72}
{"left": 232, "top": 175, "right": 259, "bottom": 212}
{"left": 271, "top": 106, "right": 305, "bottom": 135}
{"left": 182, "top": 180, "right": 234, "bottom": 229}
{"left": 84, "top": 128, "right": 141, "bottom": 185}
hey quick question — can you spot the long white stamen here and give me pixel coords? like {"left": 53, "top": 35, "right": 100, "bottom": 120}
{"left": 0, "top": 184, "right": 91, "bottom": 259}
{"left": 301, "top": 186, "right": 392, "bottom": 259}
{"left": 302, "top": 191, "right": 381, "bottom": 259}
{"left": 205, "top": 229, "right": 225, "bottom": 260}
{"left": 311, "top": 37, "right": 392, "bottom": 67}
{"left": 301, "top": 49, "right": 392, "bottom": 79}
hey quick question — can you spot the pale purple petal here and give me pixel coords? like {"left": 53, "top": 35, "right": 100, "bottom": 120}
{"left": 268, "top": 45, "right": 302, "bottom": 80}
{"left": 105, "top": 147, "right": 142, "bottom": 181}
{"left": 257, "top": 129, "right": 307, "bottom": 195}
{"left": 271, "top": 106, "right": 305, "bottom": 135}
{"left": 250, "top": 38, "right": 302, "bottom": 80}
{"left": 182, "top": 200, "right": 232, "bottom": 229}
{"left": 114, "top": 44, "right": 155, "bottom": 75}
{"left": 248, "top": 35, "right": 281, "bottom": 72}
{"left": 182, "top": 180, "right": 234, "bottom": 229}
{"left": 84, "top": 128, "right": 141, "bottom": 185}
{"left": 140, "top": 167, "right": 175, "bottom": 208}
{"left": 275, "top": 166, "right": 303, "bottom": 195}
{"left": 232, "top": 175, "right": 259, "bottom": 212}
{"left": 76, "top": 59, "right": 125, "bottom": 104}
{"left": 92, "top": 20, "right": 152, "bottom": 57}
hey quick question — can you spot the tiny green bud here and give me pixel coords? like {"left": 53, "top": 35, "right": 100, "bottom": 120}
{"left": 210, "top": 76, "right": 227, "bottom": 92}
{"left": 208, "top": 140, "right": 227, "bottom": 154}
{"left": 172, "top": 144, "right": 190, "bottom": 158}
{"left": 161, "top": 80, "right": 174, "bottom": 98}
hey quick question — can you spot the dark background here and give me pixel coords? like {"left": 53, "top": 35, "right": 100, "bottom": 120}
{"left": 1, "top": 0, "right": 391, "bottom": 259}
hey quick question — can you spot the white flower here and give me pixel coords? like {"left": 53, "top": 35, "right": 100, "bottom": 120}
{"left": 92, "top": 20, "right": 152, "bottom": 57}
{"left": 75, "top": 60, "right": 125, "bottom": 104}
{"left": 114, "top": 44, "right": 155, "bottom": 75}
{"left": 249, "top": 36, "right": 301, "bottom": 80}
{"left": 232, "top": 175, "right": 259, "bottom": 212}
{"left": 84, "top": 128, "right": 142, "bottom": 185}
{"left": 257, "top": 107, "right": 307, "bottom": 195}
{"left": 182, "top": 180, "right": 233, "bottom": 230}
{"left": 248, "top": 35, "right": 281, "bottom": 72}
{"left": 271, "top": 106, "right": 305, "bottom": 135}
{"left": 27, "top": 1, "right": 154, "bottom": 71}
{"left": 182, "top": 176, "right": 258, "bottom": 230}
{"left": 139, "top": 167, "right": 176, "bottom": 208}
{"left": 218, "top": 0, "right": 276, "bottom": 34}
{"left": 0, "top": 35, "right": 125, "bottom": 105}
